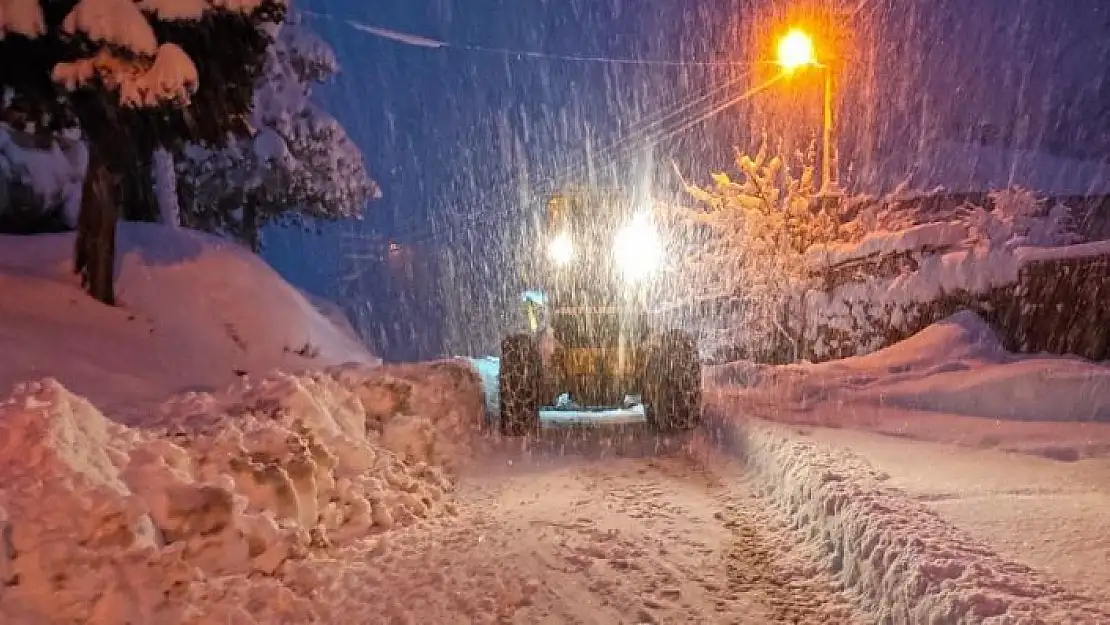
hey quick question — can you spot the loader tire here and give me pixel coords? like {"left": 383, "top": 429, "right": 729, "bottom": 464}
{"left": 499, "top": 333, "right": 542, "bottom": 436}
{"left": 644, "top": 329, "right": 702, "bottom": 432}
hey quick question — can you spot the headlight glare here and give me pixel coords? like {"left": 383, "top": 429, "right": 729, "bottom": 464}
{"left": 547, "top": 232, "right": 574, "bottom": 266}
{"left": 613, "top": 214, "right": 663, "bottom": 282}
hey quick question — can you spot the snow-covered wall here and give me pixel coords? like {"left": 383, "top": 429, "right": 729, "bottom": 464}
{"left": 800, "top": 233, "right": 1109, "bottom": 361}
{"left": 788, "top": 190, "right": 1109, "bottom": 363}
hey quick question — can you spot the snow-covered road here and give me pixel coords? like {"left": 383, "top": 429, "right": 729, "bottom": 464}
{"left": 307, "top": 439, "right": 860, "bottom": 624}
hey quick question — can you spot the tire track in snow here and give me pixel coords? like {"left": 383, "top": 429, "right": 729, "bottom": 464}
{"left": 719, "top": 492, "right": 857, "bottom": 625}
{"left": 297, "top": 434, "right": 861, "bottom": 624}
{"left": 451, "top": 443, "right": 860, "bottom": 624}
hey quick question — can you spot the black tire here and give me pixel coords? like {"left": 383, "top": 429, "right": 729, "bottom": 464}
{"left": 499, "top": 333, "right": 542, "bottom": 436}
{"left": 644, "top": 329, "right": 702, "bottom": 432}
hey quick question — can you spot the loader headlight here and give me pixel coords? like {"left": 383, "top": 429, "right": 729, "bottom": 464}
{"left": 613, "top": 214, "right": 663, "bottom": 282}
{"left": 547, "top": 231, "right": 574, "bottom": 266}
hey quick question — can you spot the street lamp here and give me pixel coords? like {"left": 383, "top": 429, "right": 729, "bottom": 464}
{"left": 776, "top": 28, "right": 840, "bottom": 196}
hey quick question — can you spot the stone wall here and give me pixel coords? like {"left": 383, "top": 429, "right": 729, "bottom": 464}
{"left": 800, "top": 250, "right": 1110, "bottom": 363}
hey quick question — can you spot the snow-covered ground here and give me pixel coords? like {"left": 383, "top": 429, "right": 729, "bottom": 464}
{"left": 0, "top": 223, "right": 378, "bottom": 419}
{"left": 720, "top": 420, "right": 1110, "bottom": 623}
{"left": 0, "top": 225, "right": 471, "bottom": 623}
{"left": 0, "top": 223, "right": 846, "bottom": 623}
{"left": 3, "top": 223, "right": 1109, "bottom": 623}
{"left": 707, "top": 311, "right": 1110, "bottom": 621}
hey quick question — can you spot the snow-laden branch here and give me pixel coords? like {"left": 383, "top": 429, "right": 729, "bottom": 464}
{"left": 52, "top": 43, "right": 199, "bottom": 107}
{"left": 52, "top": 0, "right": 283, "bottom": 107}
{"left": 0, "top": 0, "right": 44, "bottom": 38}
{"left": 176, "top": 13, "right": 375, "bottom": 238}
{"left": 137, "top": 0, "right": 208, "bottom": 20}
{"left": 139, "top": 0, "right": 281, "bottom": 20}
{"left": 62, "top": 0, "right": 158, "bottom": 55}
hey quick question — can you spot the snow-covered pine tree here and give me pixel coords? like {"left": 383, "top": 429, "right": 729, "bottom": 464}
{"left": 665, "top": 140, "right": 836, "bottom": 362}
{"left": 0, "top": 0, "right": 284, "bottom": 304}
{"left": 176, "top": 8, "right": 378, "bottom": 251}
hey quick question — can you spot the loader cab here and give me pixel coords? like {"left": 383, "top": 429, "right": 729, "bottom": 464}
{"left": 539, "top": 189, "right": 664, "bottom": 308}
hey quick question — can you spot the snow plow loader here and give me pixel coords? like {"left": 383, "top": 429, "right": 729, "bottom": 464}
{"left": 498, "top": 189, "right": 702, "bottom": 436}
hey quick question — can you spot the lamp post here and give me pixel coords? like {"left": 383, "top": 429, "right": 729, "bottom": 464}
{"left": 776, "top": 29, "right": 841, "bottom": 196}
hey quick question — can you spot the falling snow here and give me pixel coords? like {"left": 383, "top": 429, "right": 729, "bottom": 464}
{"left": 1, "top": 0, "right": 1110, "bottom": 622}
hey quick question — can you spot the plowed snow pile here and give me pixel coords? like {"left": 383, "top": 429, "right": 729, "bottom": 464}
{"left": 730, "top": 422, "right": 1110, "bottom": 624}
{"left": 0, "top": 360, "right": 485, "bottom": 624}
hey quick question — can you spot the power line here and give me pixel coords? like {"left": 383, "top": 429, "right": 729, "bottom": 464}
{"left": 304, "top": 11, "right": 747, "bottom": 68}
{"left": 541, "top": 73, "right": 784, "bottom": 201}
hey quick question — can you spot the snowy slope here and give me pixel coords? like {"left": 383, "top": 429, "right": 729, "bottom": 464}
{"left": 0, "top": 223, "right": 378, "bottom": 417}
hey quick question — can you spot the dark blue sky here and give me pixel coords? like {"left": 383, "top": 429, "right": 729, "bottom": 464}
{"left": 263, "top": 0, "right": 1109, "bottom": 361}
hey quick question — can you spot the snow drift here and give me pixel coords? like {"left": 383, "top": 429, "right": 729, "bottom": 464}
{"left": 0, "top": 223, "right": 378, "bottom": 417}
{"left": 710, "top": 311, "right": 1110, "bottom": 423}
{"left": 0, "top": 359, "right": 486, "bottom": 624}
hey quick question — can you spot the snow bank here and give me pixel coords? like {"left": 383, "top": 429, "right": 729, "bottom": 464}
{"left": 715, "top": 311, "right": 1110, "bottom": 423}
{"left": 724, "top": 420, "right": 1110, "bottom": 624}
{"left": 0, "top": 223, "right": 378, "bottom": 416}
{"left": 0, "top": 360, "right": 485, "bottom": 623}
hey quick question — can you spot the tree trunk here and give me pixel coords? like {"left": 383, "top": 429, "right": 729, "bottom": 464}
{"left": 74, "top": 147, "right": 118, "bottom": 305}
{"left": 119, "top": 149, "right": 158, "bottom": 222}
{"left": 152, "top": 148, "right": 181, "bottom": 228}
{"left": 241, "top": 199, "right": 259, "bottom": 252}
